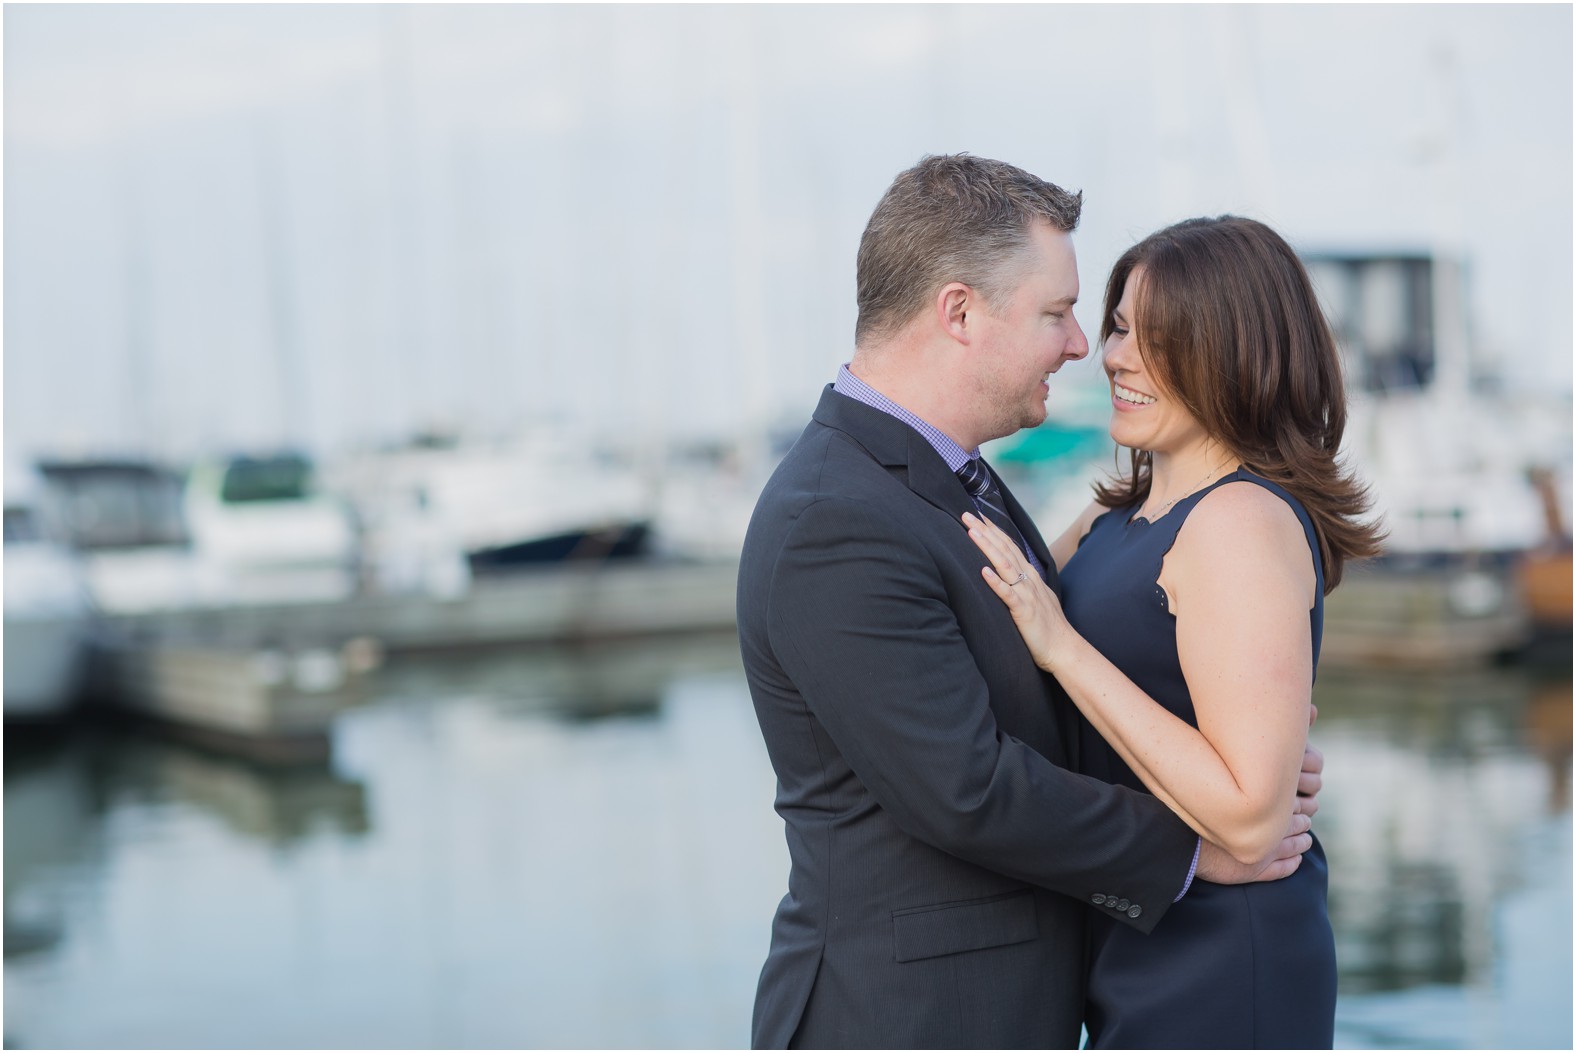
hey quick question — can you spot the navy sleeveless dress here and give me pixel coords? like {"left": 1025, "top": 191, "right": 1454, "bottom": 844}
{"left": 1059, "top": 469, "right": 1336, "bottom": 1049}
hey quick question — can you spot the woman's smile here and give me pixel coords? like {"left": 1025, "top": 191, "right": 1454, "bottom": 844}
{"left": 1113, "top": 382, "right": 1156, "bottom": 408}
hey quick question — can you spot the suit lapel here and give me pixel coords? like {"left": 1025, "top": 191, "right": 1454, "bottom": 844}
{"left": 814, "top": 385, "right": 1079, "bottom": 757}
{"left": 811, "top": 386, "right": 977, "bottom": 523}
{"left": 810, "top": 386, "right": 1059, "bottom": 592}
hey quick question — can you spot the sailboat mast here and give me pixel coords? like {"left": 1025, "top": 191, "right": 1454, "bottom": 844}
{"left": 255, "top": 118, "right": 309, "bottom": 451}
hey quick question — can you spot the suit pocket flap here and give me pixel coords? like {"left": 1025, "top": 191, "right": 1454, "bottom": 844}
{"left": 891, "top": 889, "right": 1038, "bottom": 963}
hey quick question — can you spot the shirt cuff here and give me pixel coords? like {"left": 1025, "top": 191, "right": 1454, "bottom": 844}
{"left": 1175, "top": 837, "right": 1202, "bottom": 902}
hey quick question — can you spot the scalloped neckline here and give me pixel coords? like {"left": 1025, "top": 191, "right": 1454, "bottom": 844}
{"left": 1125, "top": 469, "right": 1245, "bottom": 527}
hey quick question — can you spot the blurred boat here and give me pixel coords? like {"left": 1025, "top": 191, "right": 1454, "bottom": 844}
{"left": 183, "top": 452, "right": 360, "bottom": 605}
{"left": 467, "top": 521, "right": 650, "bottom": 570}
{"left": 36, "top": 457, "right": 209, "bottom": 614}
{"left": 1003, "top": 411, "right": 1120, "bottom": 547}
{"left": 647, "top": 437, "right": 781, "bottom": 564}
{"left": 1303, "top": 252, "right": 1555, "bottom": 666}
{"left": 30, "top": 456, "right": 372, "bottom": 758}
{"left": 97, "top": 636, "right": 379, "bottom": 764}
{"left": 328, "top": 430, "right": 654, "bottom": 594}
{"left": 1519, "top": 549, "right": 1573, "bottom": 636}
{"left": 4, "top": 462, "right": 93, "bottom": 721}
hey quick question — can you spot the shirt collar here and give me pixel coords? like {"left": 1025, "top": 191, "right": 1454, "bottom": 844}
{"left": 833, "top": 364, "right": 977, "bottom": 473}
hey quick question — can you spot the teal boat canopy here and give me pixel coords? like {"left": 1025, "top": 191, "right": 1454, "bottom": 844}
{"left": 990, "top": 423, "right": 1108, "bottom": 464}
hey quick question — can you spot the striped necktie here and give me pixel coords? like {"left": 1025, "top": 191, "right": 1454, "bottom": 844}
{"left": 956, "top": 456, "right": 1039, "bottom": 572}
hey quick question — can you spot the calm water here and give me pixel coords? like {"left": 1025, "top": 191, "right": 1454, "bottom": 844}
{"left": 5, "top": 633, "right": 1571, "bottom": 1049}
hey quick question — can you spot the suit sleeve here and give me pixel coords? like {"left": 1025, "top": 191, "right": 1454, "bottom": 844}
{"left": 765, "top": 495, "right": 1198, "bottom": 933}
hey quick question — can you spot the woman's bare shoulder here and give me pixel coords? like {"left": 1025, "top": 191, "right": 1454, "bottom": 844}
{"left": 1172, "top": 480, "right": 1315, "bottom": 598}
{"left": 1187, "top": 480, "right": 1304, "bottom": 545}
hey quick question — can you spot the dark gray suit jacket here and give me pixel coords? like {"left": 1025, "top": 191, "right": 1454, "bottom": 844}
{"left": 738, "top": 387, "right": 1198, "bottom": 1049}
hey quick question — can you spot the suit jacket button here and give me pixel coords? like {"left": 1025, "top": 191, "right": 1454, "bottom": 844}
{"left": 1115, "top": 898, "right": 1131, "bottom": 911}
{"left": 1127, "top": 905, "right": 1142, "bottom": 919}
{"left": 1091, "top": 894, "right": 1107, "bottom": 905}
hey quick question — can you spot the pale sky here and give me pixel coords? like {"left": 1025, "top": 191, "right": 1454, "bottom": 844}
{"left": 5, "top": 4, "right": 1571, "bottom": 459}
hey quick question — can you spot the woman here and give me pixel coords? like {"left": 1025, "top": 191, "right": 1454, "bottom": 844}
{"left": 964, "top": 215, "right": 1382, "bottom": 1048}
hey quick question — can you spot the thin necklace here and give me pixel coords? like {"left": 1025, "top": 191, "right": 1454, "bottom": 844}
{"left": 1143, "top": 456, "right": 1236, "bottom": 520}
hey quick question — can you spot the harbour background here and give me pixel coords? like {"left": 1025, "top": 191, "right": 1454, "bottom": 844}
{"left": 5, "top": 4, "right": 1572, "bottom": 1049}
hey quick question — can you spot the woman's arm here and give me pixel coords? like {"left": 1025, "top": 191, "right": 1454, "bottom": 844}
{"left": 964, "top": 484, "right": 1318, "bottom": 864}
{"left": 1047, "top": 499, "right": 1107, "bottom": 571}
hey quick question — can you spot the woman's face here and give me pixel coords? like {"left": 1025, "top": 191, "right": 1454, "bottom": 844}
{"left": 1102, "top": 267, "right": 1210, "bottom": 457}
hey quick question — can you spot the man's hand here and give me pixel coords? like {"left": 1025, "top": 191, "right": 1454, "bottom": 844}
{"left": 1196, "top": 811, "right": 1314, "bottom": 885}
{"left": 1296, "top": 740, "right": 1324, "bottom": 820}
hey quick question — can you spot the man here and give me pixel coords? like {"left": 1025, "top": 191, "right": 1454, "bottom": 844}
{"left": 737, "top": 154, "right": 1318, "bottom": 1049}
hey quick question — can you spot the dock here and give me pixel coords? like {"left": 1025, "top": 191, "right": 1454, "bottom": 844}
{"left": 89, "top": 559, "right": 741, "bottom": 760}
{"left": 1321, "top": 561, "right": 1532, "bottom": 668}
{"left": 101, "top": 558, "right": 740, "bottom": 653}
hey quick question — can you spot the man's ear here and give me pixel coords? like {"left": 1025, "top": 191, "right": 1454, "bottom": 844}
{"left": 935, "top": 282, "right": 975, "bottom": 345}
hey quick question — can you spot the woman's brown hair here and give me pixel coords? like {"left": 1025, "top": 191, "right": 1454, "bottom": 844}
{"left": 1092, "top": 215, "right": 1383, "bottom": 590}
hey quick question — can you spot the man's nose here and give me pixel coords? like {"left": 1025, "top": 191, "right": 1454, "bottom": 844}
{"left": 1065, "top": 317, "right": 1090, "bottom": 361}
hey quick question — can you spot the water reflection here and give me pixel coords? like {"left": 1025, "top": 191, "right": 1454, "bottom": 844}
{"left": 4, "top": 729, "right": 370, "bottom": 964}
{"left": 372, "top": 632, "right": 746, "bottom": 725}
{"left": 1315, "top": 664, "right": 1572, "bottom": 1048}
{"left": 4, "top": 736, "right": 98, "bottom": 964}
{"left": 3, "top": 638, "right": 1569, "bottom": 1048}
{"left": 1523, "top": 676, "right": 1574, "bottom": 812}
{"left": 4, "top": 632, "right": 778, "bottom": 1049}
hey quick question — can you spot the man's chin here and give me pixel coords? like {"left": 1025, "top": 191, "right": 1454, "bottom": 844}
{"left": 983, "top": 405, "right": 1047, "bottom": 442}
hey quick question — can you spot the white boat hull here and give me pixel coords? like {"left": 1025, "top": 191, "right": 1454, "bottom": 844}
{"left": 4, "top": 611, "right": 89, "bottom": 719}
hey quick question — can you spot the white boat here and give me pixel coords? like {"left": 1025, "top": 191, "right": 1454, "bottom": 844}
{"left": 4, "top": 464, "right": 93, "bottom": 720}
{"left": 646, "top": 438, "right": 784, "bottom": 564}
{"left": 1302, "top": 252, "right": 1556, "bottom": 665}
{"left": 327, "top": 430, "right": 654, "bottom": 595}
{"left": 183, "top": 452, "right": 360, "bottom": 605}
{"left": 36, "top": 458, "right": 210, "bottom": 615}
{"left": 32, "top": 456, "right": 374, "bottom": 754}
